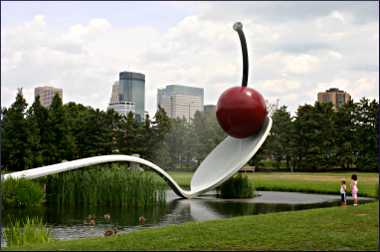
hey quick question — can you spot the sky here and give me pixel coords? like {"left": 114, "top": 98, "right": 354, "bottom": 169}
{"left": 1, "top": 1, "right": 379, "bottom": 116}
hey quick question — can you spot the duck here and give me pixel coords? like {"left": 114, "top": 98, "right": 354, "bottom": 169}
{"left": 84, "top": 214, "right": 96, "bottom": 225}
{"left": 104, "top": 213, "right": 111, "bottom": 221}
{"left": 89, "top": 218, "right": 96, "bottom": 225}
{"left": 104, "top": 226, "right": 118, "bottom": 237}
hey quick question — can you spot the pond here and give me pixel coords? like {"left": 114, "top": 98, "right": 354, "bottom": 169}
{"left": 2, "top": 190, "right": 374, "bottom": 242}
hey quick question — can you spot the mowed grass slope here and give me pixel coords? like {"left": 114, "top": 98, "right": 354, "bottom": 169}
{"left": 169, "top": 171, "right": 379, "bottom": 197}
{"left": 11, "top": 201, "right": 379, "bottom": 251}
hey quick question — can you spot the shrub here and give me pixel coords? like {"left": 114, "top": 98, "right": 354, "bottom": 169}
{"left": 217, "top": 173, "right": 255, "bottom": 198}
{"left": 2, "top": 178, "right": 44, "bottom": 208}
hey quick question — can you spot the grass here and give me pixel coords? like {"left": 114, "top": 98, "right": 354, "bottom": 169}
{"left": 3, "top": 217, "right": 52, "bottom": 248}
{"left": 169, "top": 171, "right": 379, "bottom": 197}
{"left": 9, "top": 201, "right": 378, "bottom": 251}
{"left": 45, "top": 164, "right": 166, "bottom": 208}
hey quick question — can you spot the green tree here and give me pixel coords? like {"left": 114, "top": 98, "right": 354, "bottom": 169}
{"left": 353, "top": 98, "right": 378, "bottom": 170}
{"left": 293, "top": 104, "right": 316, "bottom": 170}
{"left": 334, "top": 100, "right": 356, "bottom": 169}
{"left": 2, "top": 89, "right": 34, "bottom": 171}
{"left": 150, "top": 107, "right": 172, "bottom": 168}
{"left": 26, "top": 96, "right": 48, "bottom": 167}
{"left": 47, "top": 94, "right": 76, "bottom": 163}
{"left": 265, "top": 106, "right": 294, "bottom": 170}
{"left": 312, "top": 102, "right": 337, "bottom": 169}
{"left": 165, "top": 117, "right": 188, "bottom": 169}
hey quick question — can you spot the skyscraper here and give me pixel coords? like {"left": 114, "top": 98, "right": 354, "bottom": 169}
{"left": 34, "top": 86, "right": 63, "bottom": 107}
{"left": 157, "top": 85, "right": 204, "bottom": 122}
{"left": 119, "top": 71, "right": 145, "bottom": 121}
{"left": 108, "top": 101, "right": 136, "bottom": 117}
{"left": 109, "top": 81, "right": 120, "bottom": 104}
{"left": 107, "top": 80, "right": 136, "bottom": 117}
{"left": 317, "top": 88, "right": 351, "bottom": 110}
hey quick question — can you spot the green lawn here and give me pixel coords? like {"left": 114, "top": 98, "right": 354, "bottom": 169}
{"left": 169, "top": 171, "right": 379, "bottom": 197}
{"left": 11, "top": 201, "right": 379, "bottom": 251}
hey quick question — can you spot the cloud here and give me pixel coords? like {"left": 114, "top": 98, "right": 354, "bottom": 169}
{"left": 197, "top": 2, "right": 378, "bottom": 24}
{"left": 1, "top": 3, "right": 378, "bottom": 117}
{"left": 284, "top": 54, "right": 321, "bottom": 75}
{"left": 259, "top": 79, "right": 301, "bottom": 94}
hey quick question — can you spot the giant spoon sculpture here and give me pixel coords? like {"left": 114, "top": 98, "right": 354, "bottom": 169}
{"left": 2, "top": 22, "right": 272, "bottom": 199}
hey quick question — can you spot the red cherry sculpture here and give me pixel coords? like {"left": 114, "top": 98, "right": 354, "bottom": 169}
{"left": 217, "top": 86, "right": 267, "bottom": 138}
{"left": 216, "top": 22, "right": 268, "bottom": 138}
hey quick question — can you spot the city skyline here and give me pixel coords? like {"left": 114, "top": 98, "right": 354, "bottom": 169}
{"left": 1, "top": 1, "right": 378, "bottom": 117}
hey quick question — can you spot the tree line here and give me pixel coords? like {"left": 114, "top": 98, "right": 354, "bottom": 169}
{"left": 1, "top": 89, "right": 378, "bottom": 172}
{"left": 1, "top": 89, "right": 224, "bottom": 172}
{"left": 255, "top": 98, "right": 378, "bottom": 171}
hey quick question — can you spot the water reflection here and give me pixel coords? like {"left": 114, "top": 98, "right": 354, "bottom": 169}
{"left": 2, "top": 191, "right": 374, "bottom": 241}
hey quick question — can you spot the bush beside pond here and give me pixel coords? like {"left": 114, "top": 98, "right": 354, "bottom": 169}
{"left": 217, "top": 173, "right": 255, "bottom": 198}
{"left": 2, "top": 178, "right": 45, "bottom": 208}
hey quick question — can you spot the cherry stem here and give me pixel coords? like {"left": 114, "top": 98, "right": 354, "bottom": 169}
{"left": 233, "top": 22, "right": 249, "bottom": 87}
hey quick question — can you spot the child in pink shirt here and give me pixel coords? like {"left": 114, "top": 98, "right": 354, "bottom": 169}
{"left": 351, "top": 174, "right": 359, "bottom": 206}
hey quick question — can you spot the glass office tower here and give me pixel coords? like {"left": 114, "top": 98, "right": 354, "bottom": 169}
{"left": 119, "top": 71, "right": 145, "bottom": 121}
{"left": 157, "top": 85, "right": 204, "bottom": 122}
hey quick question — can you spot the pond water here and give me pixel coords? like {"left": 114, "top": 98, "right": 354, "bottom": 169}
{"left": 2, "top": 191, "right": 374, "bottom": 242}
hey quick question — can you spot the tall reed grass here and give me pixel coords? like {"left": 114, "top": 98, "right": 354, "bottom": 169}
{"left": 45, "top": 163, "right": 166, "bottom": 208}
{"left": 2, "top": 217, "right": 52, "bottom": 248}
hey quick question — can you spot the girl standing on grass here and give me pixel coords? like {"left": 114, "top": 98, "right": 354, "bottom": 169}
{"left": 340, "top": 179, "right": 347, "bottom": 206}
{"left": 351, "top": 174, "right": 359, "bottom": 206}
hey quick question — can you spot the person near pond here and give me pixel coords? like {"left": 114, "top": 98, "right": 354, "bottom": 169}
{"left": 340, "top": 179, "right": 347, "bottom": 206}
{"left": 351, "top": 174, "right": 359, "bottom": 207}
{"left": 139, "top": 216, "right": 145, "bottom": 225}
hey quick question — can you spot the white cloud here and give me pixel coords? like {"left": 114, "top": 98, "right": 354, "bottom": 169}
{"left": 330, "top": 11, "right": 345, "bottom": 23}
{"left": 1, "top": 4, "right": 378, "bottom": 117}
{"left": 259, "top": 79, "right": 301, "bottom": 94}
{"left": 284, "top": 54, "right": 321, "bottom": 75}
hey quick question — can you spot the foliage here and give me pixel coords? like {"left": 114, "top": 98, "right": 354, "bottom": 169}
{"left": 45, "top": 164, "right": 166, "bottom": 208}
{"left": 2, "top": 89, "right": 35, "bottom": 171}
{"left": 3, "top": 217, "right": 52, "bottom": 248}
{"left": 258, "top": 106, "right": 294, "bottom": 170}
{"left": 1, "top": 178, "right": 45, "bottom": 208}
{"left": 1, "top": 91, "right": 378, "bottom": 172}
{"left": 217, "top": 173, "right": 255, "bottom": 198}
{"left": 252, "top": 99, "right": 378, "bottom": 171}
{"left": 47, "top": 94, "right": 76, "bottom": 163}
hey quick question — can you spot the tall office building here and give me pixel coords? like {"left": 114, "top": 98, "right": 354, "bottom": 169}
{"left": 108, "top": 101, "right": 136, "bottom": 117}
{"left": 157, "top": 85, "right": 204, "bottom": 122}
{"left": 119, "top": 71, "right": 145, "bottom": 121}
{"left": 107, "top": 80, "right": 136, "bottom": 117}
{"left": 317, "top": 88, "right": 351, "bottom": 110}
{"left": 109, "top": 81, "right": 120, "bottom": 104}
{"left": 34, "top": 86, "right": 63, "bottom": 107}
